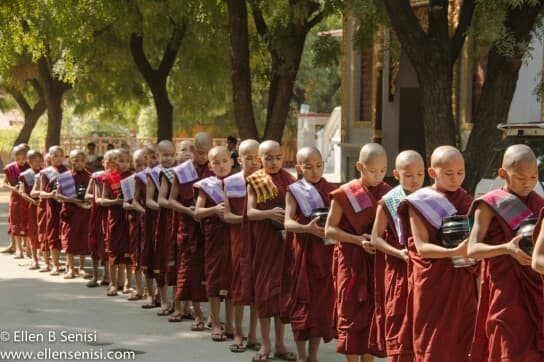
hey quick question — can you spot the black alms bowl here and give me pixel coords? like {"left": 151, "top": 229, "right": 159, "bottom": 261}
{"left": 517, "top": 218, "right": 537, "bottom": 256}
{"left": 76, "top": 185, "right": 87, "bottom": 201}
{"left": 311, "top": 208, "right": 329, "bottom": 227}
{"left": 441, "top": 215, "right": 470, "bottom": 249}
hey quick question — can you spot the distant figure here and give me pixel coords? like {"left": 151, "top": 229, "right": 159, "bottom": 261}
{"left": 86, "top": 142, "right": 100, "bottom": 172}
{"left": 106, "top": 143, "right": 115, "bottom": 151}
{"left": 227, "top": 136, "right": 240, "bottom": 172}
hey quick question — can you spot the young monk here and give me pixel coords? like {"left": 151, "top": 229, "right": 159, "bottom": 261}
{"left": 170, "top": 132, "right": 214, "bottom": 330}
{"left": 468, "top": 144, "right": 544, "bottom": 361}
{"left": 224, "top": 139, "right": 262, "bottom": 353}
{"left": 85, "top": 160, "right": 109, "bottom": 287}
{"left": 40, "top": 146, "right": 68, "bottom": 276}
{"left": 55, "top": 150, "right": 91, "bottom": 279}
{"left": 122, "top": 149, "right": 147, "bottom": 301}
{"left": 2, "top": 145, "right": 30, "bottom": 257}
{"left": 324, "top": 143, "right": 391, "bottom": 362}
{"left": 370, "top": 150, "right": 425, "bottom": 361}
{"left": 96, "top": 149, "right": 133, "bottom": 296}
{"left": 396, "top": 146, "right": 476, "bottom": 362}
{"left": 150, "top": 140, "right": 177, "bottom": 315}
{"left": 194, "top": 145, "right": 234, "bottom": 341}
{"left": 284, "top": 147, "right": 336, "bottom": 362}
{"left": 18, "top": 150, "right": 44, "bottom": 270}
{"left": 532, "top": 209, "right": 544, "bottom": 273}
{"left": 246, "top": 140, "right": 297, "bottom": 362}
{"left": 31, "top": 153, "right": 50, "bottom": 271}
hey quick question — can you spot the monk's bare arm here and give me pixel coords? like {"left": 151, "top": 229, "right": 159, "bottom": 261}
{"left": 371, "top": 205, "right": 408, "bottom": 261}
{"left": 130, "top": 182, "right": 146, "bottom": 214}
{"left": 146, "top": 175, "right": 160, "bottom": 210}
{"left": 324, "top": 200, "right": 364, "bottom": 246}
{"left": 30, "top": 179, "right": 40, "bottom": 199}
{"left": 3, "top": 177, "right": 18, "bottom": 192}
{"left": 96, "top": 183, "right": 122, "bottom": 207}
{"left": 284, "top": 192, "right": 324, "bottom": 237}
{"left": 85, "top": 178, "right": 95, "bottom": 201}
{"left": 410, "top": 208, "right": 465, "bottom": 259}
{"left": 55, "top": 190, "right": 82, "bottom": 205}
{"left": 194, "top": 189, "right": 224, "bottom": 219}
{"left": 467, "top": 204, "right": 530, "bottom": 265}
{"left": 39, "top": 174, "right": 55, "bottom": 199}
{"left": 19, "top": 183, "right": 37, "bottom": 205}
{"left": 169, "top": 181, "right": 195, "bottom": 216}
{"left": 246, "top": 186, "right": 284, "bottom": 222}
{"left": 157, "top": 176, "right": 170, "bottom": 208}
{"left": 223, "top": 190, "right": 242, "bottom": 224}
{"left": 532, "top": 223, "right": 544, "bottom": 273}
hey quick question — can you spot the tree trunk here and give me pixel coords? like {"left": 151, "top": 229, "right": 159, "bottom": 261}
{"left": 463, "top": 1, "right": 544, "bottom": 193}
{"left": 9, "top": 80, "right": 46, "bottom": 147}
{"left": 149, "top": 78, "right": 173, "bottom": 141}
{"left": 226, "top": 0, "right": 258, "bottom": 140}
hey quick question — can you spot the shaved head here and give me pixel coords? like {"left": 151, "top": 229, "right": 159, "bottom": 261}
{"left": 296, "top": 147, "right": 322, "bottom": 164}
{"left": 430, "top": 145, "right": 463, "bottom": 168}
{"left": 258, "top": 140, "right": 281, "bottom": 156}
{"left": 359, "top": 143, "right": 387, "bottom": 164}
{"left": 502, "top": 144, "right": 536, "bottom": 171}
{"left": 157, "top": 140, "right": 175, "bottom": 153}
{"left": 208, "top": 145, "right": 230, "bottom": 160}
{"left": 396, "top": 150, "right": 424, "bottom": 170}
{"left": 133, "top": 148, "right": 146, "bottom": 162}
{"left": 69, "top": 149, "right": 86, "bottom": 159}
{"left": 238, "top": 139, "right": 259, "bottom": 156}
{"left": 194, "top": 132, "right": 213, "bottom": 148}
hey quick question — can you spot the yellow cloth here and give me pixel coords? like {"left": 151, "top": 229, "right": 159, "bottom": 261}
{"left": 247, "top": 169, "right": 278, "bottom": 204}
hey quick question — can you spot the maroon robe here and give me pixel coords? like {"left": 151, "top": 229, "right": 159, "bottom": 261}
{"left": 227, "top": 187, "right": 248, "bottom": 305}
{"left": 60, "top": 169, "right": 91, "bottom": 255}
{"left": 88, "top": 177, "right": 107, "bottom": 263}
{"left": 330, "top": 180, "right": 390, "bottom": 355}
{"left": 128, "top": 178, "right": 145, "bottom": 272}
{"left": 175, "top": 162, "right": 213, "bottom": 302}
{"left": 105, "top": 170, "right": 133, "bottom": 265}
{"left": 44, "top": 164, "right": 68, "bottom": 250}
{"left": 249, "top": 169, "right": 296, "bottom": 319}
{"left": 167, "top": 212, "right": 180, "bottom": 286}
{"left": 398, "top": 187, "right": 477, "bottom": 362}
{"left": 153, "top": 175, "right": 174, "bottom": 288}
{"left": 469, "top": 188, "right": 544, "bottom": 362}
{"left": 378, "top": 198, "right": 414, "bottom": 361}
{"left": 196, "top": 179, "right": 231, "bottom": 297}
{"left": 20, "top": 168, "right": 40, "bottom": 250}
{"left": 37, "top": 174, "right": 47, "bottom": 251}
{"left": 140, "top": 176, "right": 157, "bottom": 278}
{"left": 5, "top": 162, "right": 30, "bottom": 236}
{"left": 289, "top": 178, "right": 336, "bottom": 342}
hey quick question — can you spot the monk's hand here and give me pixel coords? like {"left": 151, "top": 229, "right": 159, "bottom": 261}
{"left": 507, "top": 234, "right": 532, "bottom": 266}
{"left": 215, "top": 202, "right": 225, "bottom": 216}
{"left": 455, "top": 239, "right": 469, "bottom": 257}
{"left": 362, "top": 234, "right": 375, "bottom": 254}
{"left": 122, "top": 201, "right": 133, "bottom": 210}
{"left": 399, "top": 248, "right": 409, "bottom": 262}
{"left": 269, "top": 207, "right": 285, "bottom": 223}
{"left": 307, "top": 217, "right": 325, "bottom": 238}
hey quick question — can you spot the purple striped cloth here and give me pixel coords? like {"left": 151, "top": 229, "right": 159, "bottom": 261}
{"left": 19, "top": 169, "right": 36, "bottom": 188}
{"left": 57, "top": 171, "right": 77, "bottom": 198}
{"left": 41, "top": 166, "right": 59, "bottom": 183}
{"left": 147, "top": 165, "right": 163, "bottom": 190}
{"left": 120, "top": 176, "right": 136, "bottom": 201}
{"left": 473, "top": 188, "right": 533, "bottom": 231}
{"left": 342, "top": 180, "right": 373, "bottom": 214}
{"left": 173, "top": 160, "right": 198, "bottom": 185}
{"left": 135, "top": 168, "right": 148, "bottom": 185}
{"left": 195, "top": 176, "right": 224, "bottom": 204}
{"left": 406, "top": 187, "right": 457, "bottom": 229}
{"left": 288, "top": 179, "right": 325, "bottom": 218}
{"left": 224, "top": 171, "right": 246, "bottom": 198}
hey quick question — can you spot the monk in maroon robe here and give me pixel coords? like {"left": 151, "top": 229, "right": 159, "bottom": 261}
{"left": 325, "top": 143, "right": 391, "bottom": 361}
{"left": 285, "top": 147, "right": 336, "bottom": 362}
{"left": 86, "top": 169, "right": 109, "bottom": 287}
{"left": 247, "top": 140, "right": 296, "bottom": 361}
{"left": 398, "top": 146, "right": 477, "bottom": 362}
{"left": 468, "top": 144, "right": 544, "bottom": 362}
{"left": 532, "top": 209, "right": 544, "bottom": 273}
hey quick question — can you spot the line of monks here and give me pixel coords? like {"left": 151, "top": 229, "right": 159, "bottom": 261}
{"left": 2, "top": 132, "right": 544, "bottom": 362}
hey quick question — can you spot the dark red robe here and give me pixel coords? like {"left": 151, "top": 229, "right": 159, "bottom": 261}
{"left": 5, "top": 162, "right": 30, "bottom": 236}
{"left": 289, "top": 178, "right": 336, "bottom": 342}
{"left": 167, "top": 212, "right": 180, "bottom": 286}
{"left": 140, "top": 176, "right": 157, "bottom": 278}
{"left": 44, "top": 165, "right": 68, "bottom": 250}
{"left": 398, "top": 187, "right": 477, "bottom": 362}
{"left": 196, "top": 179, "right": 231, "bottom": 297}
{"left": 227, "top": 188, "right": 248, "bottom": 305}
{"left": 128, "top": 178, "right": 145, "bottom": 272}
{"left": 20, "top": 168, "right": 40, "bottom": 250}
{"left": 469, "top": 188, "right": 544, "bottom": 362}
{"left": 88, "top": 177, "right": 107, "bottom": 263}
{"left": 378, "top": 198, "right": 414, "bottom": 361}
{"left": 60, "top": 169, "right": 91, "bottom": 255}
{"left": 330, "top": 180, "right": 390, "bottom": 356}
{"left": 175, "top": 162, "right": 213, "bottom": 302}
{"left": 37, "top": 175, "right": 47, "bottom": 252}
{"left": 153, "top": 175, "right": 174, "bottom": 288}
{"left": 105, "top": 170, "right": 133, "bottom": 265}
{"left": 249, "top": 169, "right": 296, "bottom": 319}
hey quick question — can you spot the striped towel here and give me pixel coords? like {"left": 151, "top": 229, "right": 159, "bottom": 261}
{"left": 41, "top": 166, "right": 59, "bottom": 183}
{"left": 19, "top": 169, "right": 36, "bottom": 188}
{"left": 288, "top": 179, "right": 325, "bottom": 218}
{"left": 224, "top": 171, "right": 246, "bottom": 198}
{"left": 135, "top": 169, "right": 148, "bottom": 185}
{"left": 57, "top": 171, "right": 77, "bottom": 198}
{"left": 406, "top": 187, "right": 457, "bottom": 230}
{"left": 247, "top": 169, "right": 278, "bottom": 204}
{"left": 342, "top": 180, "right": 373, "bottom": 214}
{"left": 162, "top": 168, "right": 175, "bottom": 183}
{"left": 121, "top": 176, "right": 136, "bottom": 201}
{"left": 382, "top": 185, "right": 407, "bottom": 238}
{"left": 173, "top": 160, "right": 198, "bottom": 185}
{"left": 148, "top": 165, "right": 163, "bottom": 190}
{"left": 474, "top": 188, "right": 533, "bottom": 231}
{"left": 195, "top": 176, "right": 224, "bottom": 204}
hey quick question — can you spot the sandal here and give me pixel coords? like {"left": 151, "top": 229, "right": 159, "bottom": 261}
{"left": 190, "top": 321, "right": 205, "bottom": 331}
{"left": 39, "top": 267, "right": 51, "bottom": 273}
{"left": 181, "top": 313, "right": 195, "bottom": 320}
{"left": 168, "top": 314, "right": 184, "bottom": 323}
{"left": 106, "top": 287, "right": 118, "bottom": 296}
{"left": 273, "top": 352, "right": 297, "bottom": 361}
{"left": 211, "top": 332, "right": 227, "bottom": 342}
{"left": 63, "top": 273, "right": 76, "bottom": 279}
{"left": 86, "top": 280, "right": 99, "bottom": 288}
{"left": 128, "top": 294, "right": 143, "bottom": 301}
{"left": 28, "top": 265, "right": 40, "bottom": 270}
{"left": 246, "top": 342, "right": 262, "bottom": 351}
{"left": 156, "top": 308, "right": 172, "bottom": 316}
{"left": 252, "top": 352, "right": 270, "bottom": 361}
{"left": 224, "top": 332, "right": 235, "bottom": 339}
{"left": 99, "top": 280, "right": 110, "bottom": 286}
{"left": 229, "top": 343, "right": 246, "bottom": 353}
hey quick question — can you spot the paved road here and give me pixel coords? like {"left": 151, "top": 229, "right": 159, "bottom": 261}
{"left": 0, "top": 187, "right": 385, "bottom": 362}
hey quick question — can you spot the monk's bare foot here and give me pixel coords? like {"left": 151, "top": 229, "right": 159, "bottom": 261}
{"left": 80, "top": 270, "right": 92, "bottom": 279}
{"left": 39, "top": 266, "right": 51, "bottom": 273}
{"left": 1, "top": 247, "right": 15, "bottom": 254}
{"left": 106, "top": 286, "right": 118, "bottom": 296}
{"left": 14, "top": 254, "right": 24, "bottom": 259}
{"left": 50, "top": 268, "right": 61, "bottom": 276}
{"left": 64, "top": 272, "right": 76, "bottom": 279}
{"left": 28, "top": 263, "right": 40, "bottom": 270}
{"left": 86, "top": 279, "right": 99, "bottom": 288}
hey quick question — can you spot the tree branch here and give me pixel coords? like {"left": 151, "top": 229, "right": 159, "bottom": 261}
{"left": 8, "top": 88, "right": 31, "bottom": 116}
{"left": 428, "top": 0, "right": 450, "bottom": 43}
{"left": 451, "top": 0, "right": 475, "bottom": 59}
{"left": 130, "top": 32, "right": 156, "bottom": 85}
{"left": 158, "top": 21, "right": 186, "bottom": 77}
{"left": 248, "top": 0, "right": 270, "bottom": 45}
{"left": 306, "top": 8, "right": 328, "bottom": 32}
